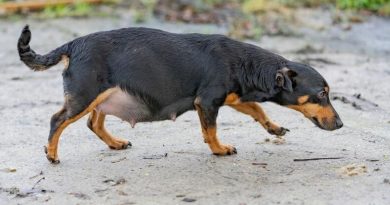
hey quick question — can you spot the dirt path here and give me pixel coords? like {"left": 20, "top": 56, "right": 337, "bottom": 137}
{"left": 1, "top": 13, "right": 390, "bottom": 205}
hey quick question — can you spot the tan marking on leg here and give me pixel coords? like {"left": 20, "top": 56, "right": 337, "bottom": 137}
{"left": 224, "top": 93, "right": 240, "bottom": 105}
{"left": 46, "top": 88, "right": 118, "bottom": 162}
{"left": 45, "top": 107, "right": 66, "bottom": 163}
{"left": 224, "top": 93, "right": 287, "bottom": 135}
{"left": 201, "top": 126, "right": 236, "bottom": 155}
{"left": 91, "top": 111, "right": 129, "bottom": 149}
{"left": 87, "top": 109, "right": 98, "bottom": 130}
{"left": 194, "top": 98, "right": 208, "bottom": 143}
{"left": 229, "top": 102, "right": 283, "bottom": 132}
{"left": 229, "top": 102, "right": 270, "bottom": 125}
{"left": 194, "top": 98, "right": 236, "bottom": 155}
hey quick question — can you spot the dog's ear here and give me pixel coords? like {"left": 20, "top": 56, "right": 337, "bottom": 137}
{"left": 275, "top": 67, "right": 297, "bottom": 93}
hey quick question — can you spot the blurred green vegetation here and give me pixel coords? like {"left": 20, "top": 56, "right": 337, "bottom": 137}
{"left": 42, "top": 2, "right": 92, "bottom": 18}
{"left": 338, "top": 0, "right": 387, "bottom": 10}
{"left": 1, "top": 0, "right": 389, "bottom": 39}
{"left": 131, "top": 0, "right": 157, "bottom": 23}
{"left": 243, "top": 0, "right": 390, "bottom": 14}
{"left": 1, "top": 0, "right": 389, "bottom": 18}
{"left": 337, "top": 0, "right": 390, "bottom": 15}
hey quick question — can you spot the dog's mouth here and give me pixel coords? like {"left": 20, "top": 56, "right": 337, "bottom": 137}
{"left": 310, "top": 117, "right": 322, "bottom": 128}
{"left": 287, "top": 102, "right": 343, "bottom": 131}
{"left": 309, "top": 116, "right": 343, "bottom": 131}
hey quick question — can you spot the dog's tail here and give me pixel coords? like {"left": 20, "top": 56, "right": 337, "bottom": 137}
{"left": 18, "top": 25, "right": 70, "bottom": 71}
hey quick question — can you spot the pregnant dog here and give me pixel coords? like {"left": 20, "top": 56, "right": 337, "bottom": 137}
{"left": 17, "top": 25, "right": 343, "bottom": 164}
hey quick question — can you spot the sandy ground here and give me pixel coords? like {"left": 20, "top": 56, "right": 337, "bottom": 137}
{"left": 1, "top": 12, "right": 390, "bottom": 205}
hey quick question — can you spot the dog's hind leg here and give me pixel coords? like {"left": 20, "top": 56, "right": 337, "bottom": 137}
{"left": 45, "top": 89, "right": 117, "bottom": 164}
{"left": 87, "top": 110, "right": 131, "bottom": 149}
{"left": 225, "top": 93, "right": 289, "bottom": 136}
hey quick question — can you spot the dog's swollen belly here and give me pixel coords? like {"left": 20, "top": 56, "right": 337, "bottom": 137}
{"left": 95, "top": 88, "right": 194, "bottom": 127}
{"left": 96, "top": 88, "right": 153, "bottom": 127}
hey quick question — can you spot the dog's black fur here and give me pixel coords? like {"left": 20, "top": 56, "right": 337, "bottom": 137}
{"left": 18, "top": 25, "right": 342, "bottom": 163}
{"left": 19, "top": 26, "right": 285, "bottom": 114}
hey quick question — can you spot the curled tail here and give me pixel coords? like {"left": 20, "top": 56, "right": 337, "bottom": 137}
{"left": 18, "top": 25, "right": 69, "bottom": 71}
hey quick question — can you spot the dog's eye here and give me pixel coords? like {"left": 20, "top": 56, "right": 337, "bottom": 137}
{"left": 317, "top": 91, "right": 327, "bottom": 98}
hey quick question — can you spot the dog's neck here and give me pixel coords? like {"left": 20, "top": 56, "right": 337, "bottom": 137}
{"left": 233, "top": 49, "right": 286, "bottom": 102}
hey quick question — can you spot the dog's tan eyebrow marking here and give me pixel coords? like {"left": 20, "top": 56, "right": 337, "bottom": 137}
{"left": 297, "top": 95, "right": 309, "bottom": 104}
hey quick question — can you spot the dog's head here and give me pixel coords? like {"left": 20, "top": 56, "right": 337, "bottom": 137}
{"left": 271, "top": 62, "right": 343, "bottom": 131}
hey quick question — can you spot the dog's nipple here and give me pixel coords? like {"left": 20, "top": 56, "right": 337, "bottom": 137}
{"left": 170, "top": 113, "right": 177, "bottom": 121}
{"left": 130, "top": 119, "right": 136, "bottom": 128}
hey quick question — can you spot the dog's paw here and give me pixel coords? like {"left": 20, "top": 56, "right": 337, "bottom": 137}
{"left": 46, "top": 156, "right": 60, "bottom": 164}
{"left": 212, "top": 144, "right": 237, "bottom": 156}
{"left": 108, "top": 140, "right": 132, "bottom": 150}
{"left": 267, "top": 126, "right": 290, "bottom": 136}
{"left": 44, "top": 146, "right": 60, "bottom": 164}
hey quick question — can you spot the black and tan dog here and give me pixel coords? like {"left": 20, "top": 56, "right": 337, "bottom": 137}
{"left": 18, "top": 25, "right": 343, "bottom": 164}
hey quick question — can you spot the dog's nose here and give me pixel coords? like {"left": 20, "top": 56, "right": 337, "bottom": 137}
{"left": 335, "top": 118, "right": 343, "bottom": 129}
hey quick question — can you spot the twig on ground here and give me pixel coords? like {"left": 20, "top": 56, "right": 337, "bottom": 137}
{"left": 32, "top": 177, "right": 45, "bottom": 190}
{"left": 293, "top": 157, "right": 343, "bottom": 162}
{"left": 29, "top": 171, "right": 44, "bottom": 179}
{"left": 252, "top": 162, "right": 268, "bottom": 166}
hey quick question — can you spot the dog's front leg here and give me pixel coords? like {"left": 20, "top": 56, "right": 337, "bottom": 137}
{"left": 225, "top": 93, "right": 289, "bottom": 136}
{"left": 194, "top": 94, "right": 237, "bottom": 155}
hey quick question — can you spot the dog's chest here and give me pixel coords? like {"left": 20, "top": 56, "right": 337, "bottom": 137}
{"left": 96, "top": 89, "right": 152, "bottom": 127}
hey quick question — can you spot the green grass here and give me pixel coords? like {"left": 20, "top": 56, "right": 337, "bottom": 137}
{"left": 337, "top": 0, "right": 389, "bottom": 10}
{"left": 242, "top": 0, "right": 390, "bottom": 15}
{"left": 42, "top": 1, "right": 92, "bottom": 18}
{"left": 337, "top": 0, "right": 390, "bottom": 15}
